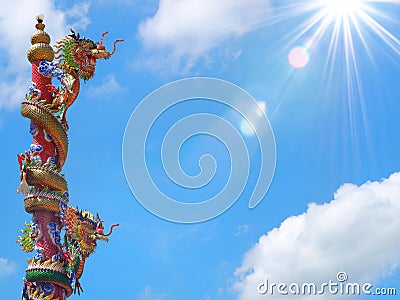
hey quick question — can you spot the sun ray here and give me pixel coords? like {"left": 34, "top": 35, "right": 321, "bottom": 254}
{"left": 358, "top": 10, "right": 400, "bottom": 56}
{"left": 266, "top": 0, "right": 400, "bottom": 173}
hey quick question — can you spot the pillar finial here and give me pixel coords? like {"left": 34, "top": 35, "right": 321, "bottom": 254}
{"left": 27, "top": 14, "right": 54, "bottom": 63}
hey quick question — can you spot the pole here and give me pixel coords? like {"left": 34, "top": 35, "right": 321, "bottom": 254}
{"left": 16, "top": 15, "right": 121, "bottom": 300}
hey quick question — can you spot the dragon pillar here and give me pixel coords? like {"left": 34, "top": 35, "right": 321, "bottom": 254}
{"left": 16, "top": 15, "right": 122, "bottom": 300}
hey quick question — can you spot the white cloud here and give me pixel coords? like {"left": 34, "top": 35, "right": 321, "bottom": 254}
{"left": 86, "top": 74, "right": 122, "bottom": 98}
{"left": 138, "top": 0, "right": 272, "bottom": 71}
{"left": 235, "top": 224, "right": 250, "bottom": 237}
{"left": 0, "top": 74, "right": 28, "bottom": 110}
{"left": 139, "top": 285, "right": 167, "bottom": 300}
{"left": 234, "top": 172, "right": 400, "bottom": 299}
{"left": 0, "top": 0, "right": 91, "bottom": 110}
{"left": 65, "top": 3, "right": 91, "bottom": 31}
{"left": 97, "top": 0, "right": 137, "bottom": 5}
{"left": 0, "top": 258, "right": 16, "bottom": 275}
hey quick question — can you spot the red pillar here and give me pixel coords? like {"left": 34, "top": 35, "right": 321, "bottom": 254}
{"left": 20, "top": 18, "right": 71, "bottom": 300}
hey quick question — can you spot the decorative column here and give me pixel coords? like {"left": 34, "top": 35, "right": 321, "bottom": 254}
{"left": 16, "top": 15, "right": 122, "bottom": 300}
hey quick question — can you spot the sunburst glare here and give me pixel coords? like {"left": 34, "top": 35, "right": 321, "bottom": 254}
{"left": 275, "top": 0, "right": 400, "bottom": 90}
{"left": 273, "top": 0, "right": 400, "bottom": 161}
{"left": 324, "top": 0, "right": 362, "bottom": 16}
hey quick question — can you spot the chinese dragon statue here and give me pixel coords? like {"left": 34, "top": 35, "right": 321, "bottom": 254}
{"left": 16, "top": 15, "right": 122, "bottom": 300}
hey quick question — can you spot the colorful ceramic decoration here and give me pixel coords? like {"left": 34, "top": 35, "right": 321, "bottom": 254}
{"left": 17, "top": 15, "right": 121, "bottom": 300}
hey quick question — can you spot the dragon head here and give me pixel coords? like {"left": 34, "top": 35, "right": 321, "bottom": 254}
{"left": 65, "top": 206, "right": 119, "bottom": 258}
{"left": 54, "top": 30, "right": 123, "bottom": 81}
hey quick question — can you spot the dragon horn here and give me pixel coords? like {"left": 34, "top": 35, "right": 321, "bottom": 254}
{"left": 109, "top": 39, "right": 124, "bottom": 56}
{"left": 103, "top": 224, "right": 119, "bottom": 236}
{"left": 100, "top": 31, "right": 109, "bottom": 46}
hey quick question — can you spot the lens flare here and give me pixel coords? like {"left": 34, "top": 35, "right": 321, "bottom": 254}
{"left": 288, "top": 47, "right": 310, "bottom": 68}
{"left": 257, "top": 101, "right": 267, "bottom": 117}
{"left": 240, "top": 119, "right": 255, "bottom": 136}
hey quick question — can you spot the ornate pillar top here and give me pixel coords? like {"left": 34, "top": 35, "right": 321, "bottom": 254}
{"left": 27, "top": 14, "right": 54, "bottom": 63}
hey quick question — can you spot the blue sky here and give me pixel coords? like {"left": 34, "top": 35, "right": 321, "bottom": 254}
{"left": 1, "top": 0, "right": 400, "bottom": 299}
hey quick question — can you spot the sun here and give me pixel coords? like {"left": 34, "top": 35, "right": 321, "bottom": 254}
{"left": 324, "top": 0, "right": 362, "bottom": 16}
{"left": 281, "top": 0, "right": 400, "bottom": 95}
{"left": 276, "top": 0, "right": 400, "bottom": 152}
